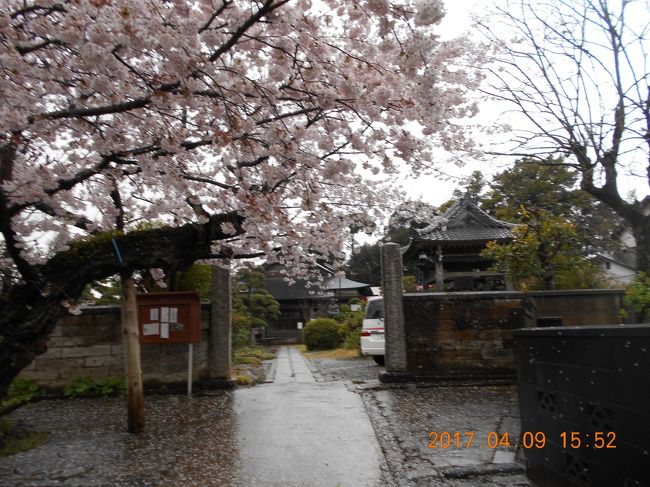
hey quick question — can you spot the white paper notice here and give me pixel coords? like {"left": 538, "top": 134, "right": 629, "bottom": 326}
{"left": 169, "top": 307, "right": 178, "bottom": 323}
{"left": 143, "top": 323, "right": 160, "bottom": 336}
{"left": 160, "top": 322, "right": 170, "bottom": 339}
{"left": 160, "top": 307, "right": 170, "bottom": 323}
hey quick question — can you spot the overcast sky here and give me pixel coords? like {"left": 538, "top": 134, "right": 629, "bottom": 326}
{"left": 398, "top": 0, "right": 649, "bottom": 209}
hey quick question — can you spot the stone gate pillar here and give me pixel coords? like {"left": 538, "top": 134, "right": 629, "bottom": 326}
{"left": 209, "top": 263, "right": 232, "bottom": 382}
{"left": 381, "top": 243, "right": 407, "bottom": 374}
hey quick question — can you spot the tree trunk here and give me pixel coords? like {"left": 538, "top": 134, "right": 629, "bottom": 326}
{"left": 121, "top": 273, "right": 145, "bottom": 433}
{"left": 537, "top": 242, "right": 556, "bottom": 290}
{"left": 0, "top": 294, "right": 61, "bottom": 400}
{"left": 0, "top": 212, "right": 244, "bottom": 401}
{"left": 631, "top": 215, "right": 650, "bottom": 276}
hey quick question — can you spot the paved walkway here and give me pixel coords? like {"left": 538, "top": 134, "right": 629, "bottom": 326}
{"left": 234, "top": 346, "right": 389, "bottom": 486}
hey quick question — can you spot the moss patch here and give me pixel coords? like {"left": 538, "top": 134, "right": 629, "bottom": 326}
{"left": 0, "top": 417, "right": 48, "bottom": 458}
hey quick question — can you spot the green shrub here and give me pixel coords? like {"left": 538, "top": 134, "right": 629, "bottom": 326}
{"left": 2, "top": 378, "right": 42, "bottom": 409}
{"left": 343, "top": 329, "right": 361, "bottom": 351}
{"left": 334, "top": 300, "right": 365, "bottom": 330}
{"left": 303, "top": 318, "right": 342, "bottom": 350}
{"left": 232, "top": 325, "right": 250, "bottom": 349}
{"left": 622, "top": 272, "right": 650, "bottom": 323}
{"left": 64, "top": 377, "right": 97, "bottom": 397}
{"left": 64, "top": 377, "right": 125, "bottom": 398}
{"left": 233, "top": 346, "right": 276, "bottom": 365}
{"left": 99, "top": 377, "right": 126, "bottom": 397}
{"left": 234, "top": 374, "right": 253, "bottom": 386}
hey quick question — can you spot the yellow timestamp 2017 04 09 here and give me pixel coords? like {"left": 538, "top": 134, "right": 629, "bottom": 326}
{"left": 427, "top": 431, "right": 617, "bottom": 449}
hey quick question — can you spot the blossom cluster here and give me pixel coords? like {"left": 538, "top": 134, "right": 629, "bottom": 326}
{"left": 0, "top": 0, "right": 482, "bottom": 280}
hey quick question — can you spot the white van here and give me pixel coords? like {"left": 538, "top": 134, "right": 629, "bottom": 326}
{"left": 360, "top": 297, "right": 384, "bottom": 365}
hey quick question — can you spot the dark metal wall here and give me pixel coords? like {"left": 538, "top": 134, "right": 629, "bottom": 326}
{"left": 513, "top": 325, "right": 650, "bottom": 487}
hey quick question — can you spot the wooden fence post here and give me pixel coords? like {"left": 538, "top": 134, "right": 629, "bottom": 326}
{"left": 121, "top": 273, "right": 145, "bottom": 433}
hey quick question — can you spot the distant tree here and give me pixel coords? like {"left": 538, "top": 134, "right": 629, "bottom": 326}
{"left": 232, "top": 266, "right": 280, "bottom": 347}
{"left": 480, "top": 0, "right": 650, "bottom": 273}
{"left": 483, "top": 209, "right": 606, "bottom": 290}
{"left": 346, "top": 244, "right": 381, "bottom": 286}
{"left": 439, "top": 170, "right": 487, "bottom": 212}
{"left": 482, "top": 158, "right": 590, "bottom": 221}
{"left": 481, "top": 158, "right": 625, "bottom": 255}
{"left": 176, "top": 264, "right": 212, "bottom": 300}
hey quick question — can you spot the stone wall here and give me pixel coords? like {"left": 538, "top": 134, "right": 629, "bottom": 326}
{"left": 382, "top": 289, "right": 626, "bottom": 382}
{"left": 20, "top": 305, "right": 211, "bottom": 388}
{"left": 402, "top": 292, "right": 526, "bottom": 377}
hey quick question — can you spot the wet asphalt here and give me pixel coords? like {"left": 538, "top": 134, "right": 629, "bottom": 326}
{"left": 0, "top": 346, "right": 536, "bottom": 486}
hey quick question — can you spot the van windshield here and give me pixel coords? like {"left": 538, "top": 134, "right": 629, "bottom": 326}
{"left": 365, "top": 299, "right": 383, "bottom": 319}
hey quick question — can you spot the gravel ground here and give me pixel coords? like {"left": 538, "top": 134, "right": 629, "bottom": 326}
{"left": 1, "top": 353, "right": 536, "bottom": 487}
{"left": 306, "top": 354, "right": 384, "bottom": 382}
{"left": 1, "top": 392, "right": 242, "bottom": 487}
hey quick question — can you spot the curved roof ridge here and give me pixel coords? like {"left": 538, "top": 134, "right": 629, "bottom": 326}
{"left": 413, "top": 192, "right": 517, "bottom": 242}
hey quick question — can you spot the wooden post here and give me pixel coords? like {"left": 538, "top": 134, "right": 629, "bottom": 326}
{"left": 187, "top": 343, "right": 193, "bottom": 396}
{"left": 121, "top": 273, "right": 145, "bottom": 433}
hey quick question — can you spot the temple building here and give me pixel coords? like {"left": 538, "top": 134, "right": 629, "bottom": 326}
{"left": 402, "top": 193, "right": 517, "bottom": 291}
{"left": 262, "top": 262, "right": 371, "bottom": 342}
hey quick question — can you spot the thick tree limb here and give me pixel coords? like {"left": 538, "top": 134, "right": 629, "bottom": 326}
{"left": 0, "top": 211, "right": 245, "bottom": 397}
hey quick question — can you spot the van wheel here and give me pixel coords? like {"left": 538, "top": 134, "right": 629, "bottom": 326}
{"left": 373, "top": 355, "right": 385, "bottom": 366}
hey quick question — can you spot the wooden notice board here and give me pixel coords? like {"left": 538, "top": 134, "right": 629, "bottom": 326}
{"left": 136, "top": 292, "right": 201, "bottom": 344}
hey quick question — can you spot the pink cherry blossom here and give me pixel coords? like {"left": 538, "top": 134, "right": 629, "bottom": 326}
{"left": 0, "top": 0, "right": 482, "bottom": 284}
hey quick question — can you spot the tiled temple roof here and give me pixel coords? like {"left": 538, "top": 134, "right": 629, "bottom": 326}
{"left": 415, "top": 193, "right": 516, "bottom": 243}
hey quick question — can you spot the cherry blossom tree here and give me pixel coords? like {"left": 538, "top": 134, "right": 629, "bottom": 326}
{"left": 0, "top": 0, "right": 481, "bottom": 396}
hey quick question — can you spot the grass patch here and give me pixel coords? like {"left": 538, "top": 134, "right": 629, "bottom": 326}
{"left": 0, "top": 417, "right": 48, "bottom": 458}
{"left": 300, "top": 347, "right": 361, "bottom": 360}
{"left": 233, "top": 346, "right": 276, "bottom": 365}
{"left": 232, "top": 346, "right": 276, "bottom": 385}
{"left": 234, "top": 374, "right": 253, "bottom": 386}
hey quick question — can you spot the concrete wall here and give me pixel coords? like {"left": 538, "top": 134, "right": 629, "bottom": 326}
{"left": 529, "top": 289, "right": 624, "bottom": 326}
{"left": 20, "top": 305, "right": 211, "bottom": 388}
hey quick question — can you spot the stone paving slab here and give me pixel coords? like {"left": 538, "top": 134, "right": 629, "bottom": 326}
{"left": 234, "top": 346, "right": 390, "bottom": 487}
{"left": 358, "top": 384, "right": 536, "bottom": 486}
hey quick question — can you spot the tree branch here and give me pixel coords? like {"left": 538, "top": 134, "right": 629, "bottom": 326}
{"left": 208, "top": 0, "right": 290, "bottom": 62}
